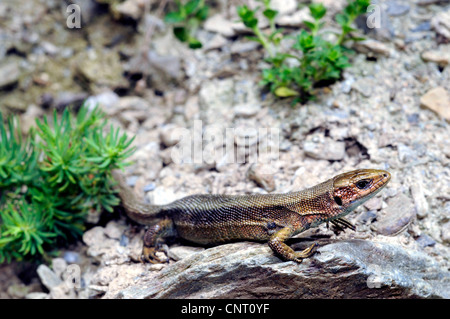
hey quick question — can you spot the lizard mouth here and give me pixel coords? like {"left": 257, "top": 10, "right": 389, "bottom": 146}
{"left": 371, "top": 170, "right": 391, "bottom": 192}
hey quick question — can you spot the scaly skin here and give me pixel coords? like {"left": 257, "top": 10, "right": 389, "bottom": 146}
{"left": 112, "top": 169, "right": 391, "bottom": 263}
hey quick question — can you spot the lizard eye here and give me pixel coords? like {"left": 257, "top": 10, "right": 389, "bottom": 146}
{"left": 355, "top": 179, "right": 371, "bottom": 190}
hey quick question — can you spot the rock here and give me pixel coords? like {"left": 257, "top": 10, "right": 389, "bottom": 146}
{"left": 204, "top": 14, "right": 236, "bottom": 37}
{"left": 52, "top": 258, "right": 68, "bottom": 279}
{"left": 441, "top": 222, "right": 450, "bottom": 243}
{"left": 74, "top": 49, "right": 125, "bottom": 90}
{"left": 160, "top": 124, "right": 184, "bottom": 148}
{"left": 270, "top": 0, "right": 297, "bottom": 16}
{"left": 37, "top": 264, "right": 63, "bottom": 290}
{"left": 415, "top": 234, "right": 436, "bottom": 248}
{"left": 53, "top": 92, "right": 88, "bottom": 110}
{"left": 410, "top": 183, "right": 429, "bottom": 219}
{"left": 355, "top": 39, "right": 391, "bottom": 57}
{"left": 431, "top": 11, "right": 450, "bottom": 40}
{"left": 397, "top": 143, "right": 417, "bottom": 163}
{"left": 411, "top": 21, "right": 431, "bottom": 33}
{"left": 167, "top": 246, "right": 205, "bottom": 261}
{"left": 109, "top": 240, "right": 449, "bottom": 299}
{"left": 199, "top": 78, "right": 234, "bottom": 124}
{"left": 104, "top": 221, "right": 126, "bottom": 240}
{"left": 303, "top": 133, "right": 346, "bottom": 161}
{"left": 204, "top": 34, "right": 228, "bottom": 51}
{"left": 276, "top": 8, "right": 311, "bottom": 27}
{"left": 49, "top": 283, "right": 76, "bottom": 299}
{"left": 420, "top": 87, "right": 450, "bottom": 121}
{"left": 386, "top": 1, "right": 410, "bottom": 16}
{"left": 146, "top": 187, "right": 185, "bottom": 206}
{"left": 0, "top": 57, "right": 21, "bottom": 89}
{"left": 233, "top": 103, "right": 261, "bottom": 118}
{"left": 114, "top": 0, "right": 143, "bottom": 20}
{"left": 230, "top": 41, "right": 260, "bottom": 54}
{"left": 357, "top": 210, "right": 377, "bottom": 224}
{"left": 83, "top": 226, "right": 107, "bottom": 247}
{"left": 7, "top": 283, "right": 31, "bottom": 298}
{"left": 363, "top": 196, "right": 383, "bottom": 211}
{"left": 25, "top": 292, "right": 49, "bottom": 299}
{"left": 247, "top": 163, "right": 276, "bottom": 192}
{"left": 85, "top": 91, "right": 120, "bottom": 111}
{"left": 147, "top": 50, "right": 182, "bottom": 80}
{"left": 421, "top": 50, "right": 450, "bottom": 66}
{"left": 21, "top": 104, "right": 44, "bottom": 134}
{"left": 63, "top": 251, "right": 81, "bottom": 264}
{"left": 373, "top": 193, "right": 416, "bottom": 236}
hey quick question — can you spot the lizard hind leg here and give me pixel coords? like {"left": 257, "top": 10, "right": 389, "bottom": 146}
{"left": 141, "top": 218, "right": 177, "bottom": 264}
{"left": 268, "top": 227, "right": 318, "bottom": 263}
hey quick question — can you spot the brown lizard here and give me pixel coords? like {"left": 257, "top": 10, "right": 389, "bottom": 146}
{"left": 112, "top": 169, "right": 391, "bottom": 263}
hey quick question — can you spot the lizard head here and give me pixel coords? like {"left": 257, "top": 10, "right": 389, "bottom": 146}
{"left": 331, "top": 169, "right": 391, "bottom": 213}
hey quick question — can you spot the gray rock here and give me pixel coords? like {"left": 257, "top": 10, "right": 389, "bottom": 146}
{"left": 354, "top": 40, "right": 391, "bottom": 57}
{"left": 415, "top": 234, "right": 436, "bottom": 248}
{"left": 63, "top": 251, "right": 81, "bottom": 264}
{"left": 303, "top": 134, "right": 346, "bottom": 161}
{"left": 233, "top": 103, "right": 261, "bottom": 118}
{"left": 247, "top": 163, "right": 276, "bottom": 192}
{"left": 431, "top": 11, "right": 450, "bottom": 40}
{"left": 276, "top": 8, "right": 311, "bottom": 27}
{"left": 110, "top": 240, "right": 449, "bottom": 299}
{"left": 397, "top": 143, "right": 417, "bottom": 163}
{"left": 363, "top": 196, "right": 383, "bottom": 211}
{"left": 0, "top": 57, "right": 21, "bottom": 89}
{"left": 441, "top": 222, "right": 450, "bottom": 244}
{"left": 420, "top": 87, "right": 450, "bottom": 121}
{"left": 52, "top": 258, "right": 68, "bottom": 279}
{"left": 167, "top": 246, "right": 205, "bottom": 261}
{"left": 25, "top": 292, "right": 49, "bottom": 299}
{"left": 373, "top": 193, "right": 416, "bottom": 236}
{"left": 37, "top": 264, "right": 63, "bottom": 290}
{"left": 386, "top": 1, "right": 410, "bottom": 16}
{"left": 410, "top": 183, "right": 429, "bottom": 219}
{"left": 204, "top": 14, "right": 236, "bottom": 37}
{"left": 357, "top": 210, "right": 377, "bottom": 224}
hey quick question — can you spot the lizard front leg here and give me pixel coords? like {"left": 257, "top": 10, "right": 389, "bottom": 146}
{"left": 142, "top": 218, "right": 177, "bottom": 263}
{"left": 268, "top": 227, "right": 318, "bottom": 263}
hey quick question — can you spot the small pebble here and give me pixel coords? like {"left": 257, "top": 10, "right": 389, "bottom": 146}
{"left": 415, "top": 234, "right": 436, "bottom": 248}
{"left": 143, "top": 183, "right": 156, "bottom": 192}
{"left": 63, "top": 251, "right": 80, "bottom": 264}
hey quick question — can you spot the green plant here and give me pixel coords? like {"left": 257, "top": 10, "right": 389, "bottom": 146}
{"left": 238, "top": 0, "right": 370, "bottom": 103}
{"left": 0, "top": 105, "right": 135, "bottom": 262}
{"left": 165, "top": 0, "right": 209, "bottom": 49}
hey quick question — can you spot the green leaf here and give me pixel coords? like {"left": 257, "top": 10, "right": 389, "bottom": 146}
{"left": 173, "top": 26, "right": 189, "bottom": 42}
{"left": 184, "top": 0, "right": 200, "bottom": 15}
{"left": 335, "top": 13, "right": 349, "bottom": 27}
{"left": 309, "top": 3, "right": 326, "bottom": 20}
{"left": 195, "top": 5, "right": 209, "bottom": 21}
{"left": 188, "top": 37, "right": 203, "bottom": 49}
{"left": 164, "top": 11, "right": 185, "bottom": 24}
{"left": 263, "top": 8, "right": 278, "bottom": 20}
{"left": 237, "top": 5, "right": 258, "bottom": 29}
{"left": 303, "top": 21, "right": 316, "bottom": 32}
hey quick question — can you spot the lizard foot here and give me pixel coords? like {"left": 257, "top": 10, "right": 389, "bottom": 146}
{"left": 293, "top": 242, "right": 319, "bottom": 263}
{"left": 141, "top": 246, "right": 169, "bottom": 264}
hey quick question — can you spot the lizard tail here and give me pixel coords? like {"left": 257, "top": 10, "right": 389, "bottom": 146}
{"left": 112, "top": 170, "right": 162, "bottom": 225}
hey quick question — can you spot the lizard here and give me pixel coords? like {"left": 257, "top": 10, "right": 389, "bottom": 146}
{"left": 112, "top": 168, "right": 391, "bottom": 263}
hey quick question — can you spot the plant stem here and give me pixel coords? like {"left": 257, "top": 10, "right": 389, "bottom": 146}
{"left": 253, "top": 26, "right": 274, "bottom": 58}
